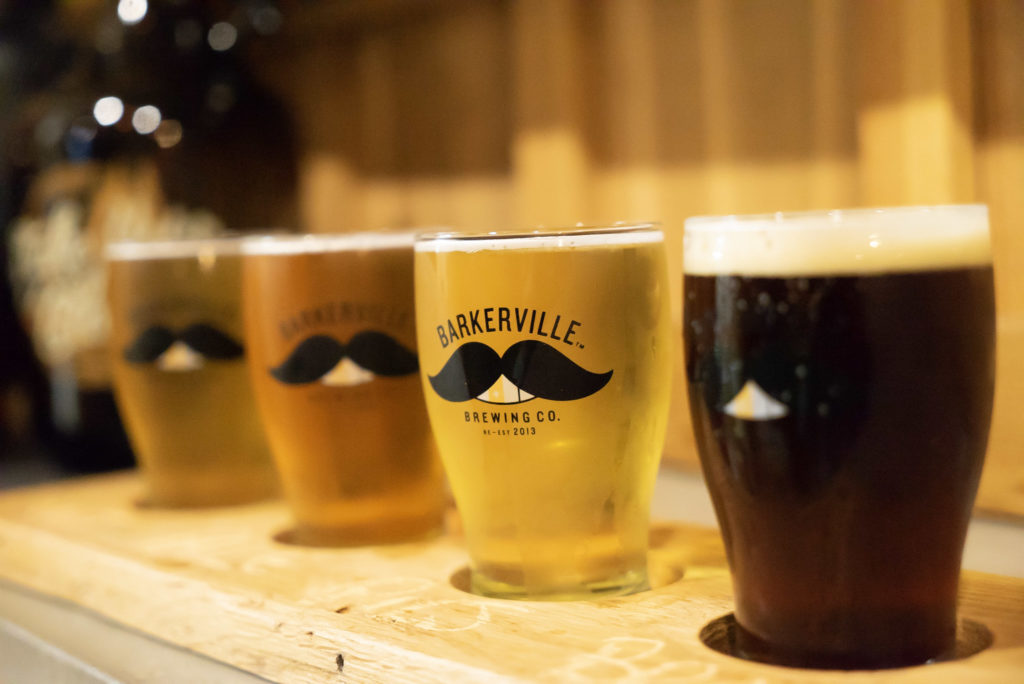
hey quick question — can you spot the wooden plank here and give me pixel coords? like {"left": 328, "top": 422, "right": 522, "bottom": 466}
{"left": 207, "top": 0, "right": 1024, "bottom": 516}
{"left": 971, "top": 1, "right": 1024, "bottom": 517}
{"left": 0, "top": 474, "right": 1021, "bottom": 683}
{"left": 0, "top": 581, "right": 268, "bottom": 684}
{"left": 973, "top": 0, "right": 1024, "bottom": 315}
{"left": 855, "top": 0, "right": 975, "bottom": 205}
{"left": 807, "top": 0, "right": 858, "bottom": 209}
{"left": 511, "top": 0, "right": 592, "bottom": 227}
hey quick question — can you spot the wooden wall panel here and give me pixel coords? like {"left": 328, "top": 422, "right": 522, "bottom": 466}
{"left": 512, "top": 0, "right": 590, "bottom": 227}
{"left": 856, "top": 0, "right": 975, "bottom": 205}
{"left": 251, "top": 0, "right": 1024, "bottom": 515}
{"left": 973, "top": 0, "right": 1024, "bottom": 516}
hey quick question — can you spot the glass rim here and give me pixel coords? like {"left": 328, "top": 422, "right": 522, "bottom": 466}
{"left": 240, "top": 229, "right": 430, "bottom": 255}
{"left": 684, "top": 204, "right": 987, "bottom": 231}
{"left": 415, "top": 222, "right": 662, "bottom": 252}
{"left": 104, "top": 233, "right": 263, "bottom": 260}
{"left": 417, "top": 222, "right": 660, "bottom": 242}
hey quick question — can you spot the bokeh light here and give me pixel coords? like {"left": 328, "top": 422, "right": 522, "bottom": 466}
{"left": 251, "top": 6, "right": 283, "bottom": 35}
{"left": 206, "top": 82, "right": 236, "bottom": 113}
{"left": 131, "top": 105, "right": 162, "bottom": 134}
{"left": 117, "top": 0, "right": 148, "bottom": 26}
{"left": 154, "top": 119, "right": 184, "bottom": 148}
{"left": 207, "top": 22, "right": 238, "bottom": 52}
{"left": 93, "top": 96, "right": 124, "bottom": 126}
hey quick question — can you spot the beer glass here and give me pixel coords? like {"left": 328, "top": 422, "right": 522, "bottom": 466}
{"left": 106, "top": 238, "right": 277, "bottom": 507}
{"left": 415, "top": 225, "right": 672, "bottom": 600}
{"left": 683, "top": 205, "right": 995, "bottom": 668}
{"left": 242, "top": 233, "right": 446, "bottom": 546}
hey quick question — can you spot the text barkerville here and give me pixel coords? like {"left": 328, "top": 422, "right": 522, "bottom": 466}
{"left": 436, "top": 307, "right": 581, "bottom": 349}
{"left": 279, "top": 301, "right": 411, "bottom": 342}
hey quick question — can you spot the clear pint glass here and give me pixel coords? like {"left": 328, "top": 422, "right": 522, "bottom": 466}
{"left": 242, "top": 233, "right": 446, "bottom": 545}
{"left": 415, "top": 225, "right": 672, "bottom": 600}
{"left": 106, "top": 238, "right": 277, "bottom": 507}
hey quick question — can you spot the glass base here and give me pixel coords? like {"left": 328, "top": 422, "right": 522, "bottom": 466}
{"left": 140, "top": 469, "right": 279, "bottom": 508}
{"left": 469, "top": 567, "right": 650, "bottom": 601}
{"left": 280, "top": 515, "right": 444, "bottom": 547}
{"left": 733, "top": 621, "right": 955, "bottom": 670}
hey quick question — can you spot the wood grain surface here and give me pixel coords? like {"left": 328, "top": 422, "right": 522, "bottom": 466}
{"left": 242, "top": 0, "right": 1024, "bottom": 518}
{"left": 0, "top": 474, "right": 1021, "bottom": 683}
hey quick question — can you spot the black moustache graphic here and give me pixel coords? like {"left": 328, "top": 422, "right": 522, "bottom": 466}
{"left": 428, "top": 340, "right": 612, "bottom": 403}
{"left": 270, "top": 331, "right": 419, "bottom": 385}
{"left": 123, "top": 324, "right": 244, "bottom": 363}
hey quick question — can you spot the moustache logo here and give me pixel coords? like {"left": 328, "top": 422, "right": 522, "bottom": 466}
{"left": 428, "top": 340, "right": 612, "bottom": 404}
{"left": 123, "top": 323, "right": 244, "bottom": 370}
{"left": 270, "top": 330, "right": 418, "bottom": 386}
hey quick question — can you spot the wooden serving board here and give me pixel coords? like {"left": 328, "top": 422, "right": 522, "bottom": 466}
{"left": 0, "top": 473, "right": 1021, "bottom": 683}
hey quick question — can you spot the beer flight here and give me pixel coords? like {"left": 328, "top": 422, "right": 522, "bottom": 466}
{"left": 104, "top": 204, "right": 995, "bottom": 670}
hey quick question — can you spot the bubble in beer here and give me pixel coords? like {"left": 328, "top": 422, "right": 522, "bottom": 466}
{"left": 795, "top": 364, "right": 808, "bottom": 379}
{"left": 757, "top": 292, "right": 772, "bottom": 308}
{"left": 736, "top": 299, "right": 748, "bottom": 311}
{"left": 817, "top": 403, "right": 830, "bottom": 417}
{"left": 776, "top": 301, "right": 790, "bottom": 315}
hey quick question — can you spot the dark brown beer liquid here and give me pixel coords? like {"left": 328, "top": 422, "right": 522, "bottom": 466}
{"left": 684, "top": 267, "right": 995, "bottom": 669}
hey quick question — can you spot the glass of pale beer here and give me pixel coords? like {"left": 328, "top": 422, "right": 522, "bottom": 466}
{"left": 241, "top": 232, "right": 446, "bottom": 546}
{"left": 683, "top": 205, "right": 995, "bottom": 668}
{"left": 415, "top": 224, "right": 672, "bottom": 600}
{"left": 106, "top": 238, "right": 277, "bottom": 507}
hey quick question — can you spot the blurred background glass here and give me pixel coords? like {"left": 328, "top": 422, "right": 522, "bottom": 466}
{"left": 1, "top": 0, "right": 297, "bottom": 483}
{"left": 1, "top": 1, "right": 1022, "bottom": 520}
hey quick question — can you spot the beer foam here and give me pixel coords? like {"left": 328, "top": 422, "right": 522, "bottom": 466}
{"left": 415, "top": 225, "right": 663, "bottom": 253}
{"left": 683, "top": 205, "right": 991, "bottom": 276}
{"left": 241, "top": 231, "right": 419, "bottom": 255}
{"left": 105, "top": 237, "right": 250, "bottom": 261}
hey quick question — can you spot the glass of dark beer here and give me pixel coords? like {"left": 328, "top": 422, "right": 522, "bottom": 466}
{"left": 683, "top": 205, "right": 995, "bottom": 668}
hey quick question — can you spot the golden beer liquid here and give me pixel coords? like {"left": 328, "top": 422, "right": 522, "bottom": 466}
{"left": 242, "top": 235, "right": 446, "bottom": 545}
{"left": 107, "top": 243, "right": 277, "bottom": 507}
{"left": 415, "top": 228, "right": 672, "bottom": 599}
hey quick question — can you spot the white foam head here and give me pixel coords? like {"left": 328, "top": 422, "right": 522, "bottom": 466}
{"left": 683, "top": 205, "right": 991, "bottom": 276}
{"left": 415, "top": 224, "right": 663, "bottom": 253}
{"left": 105, "top": 236, "right": 250, "bottom": 261}
{"left": 241, "top": 231, "right": 420, "bottom": 255}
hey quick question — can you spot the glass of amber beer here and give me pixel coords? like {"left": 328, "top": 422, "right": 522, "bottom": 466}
{"left": 683, "top": 205, "right": 995, "bottom": 668}
{"left": 106, "top": 238, "right": 277, "bottom": 507}
{"left": 242, "top": 233, "right": 446, "bottom": 545}
{"left": 415, "top": 224, "right": 672, "bottom": 600}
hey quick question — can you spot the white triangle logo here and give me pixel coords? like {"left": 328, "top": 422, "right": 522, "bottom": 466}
{"left": 320, "top": 358, "right": 375, "bottom": 387}
{"left": 723, "top": 380, "right": 789, "bottom": 420}
{"left": 476, "top": 375, "right": 534, "bottom": 404}
{"left": 157, "top": 341, "right": 204, "bottom": 372}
